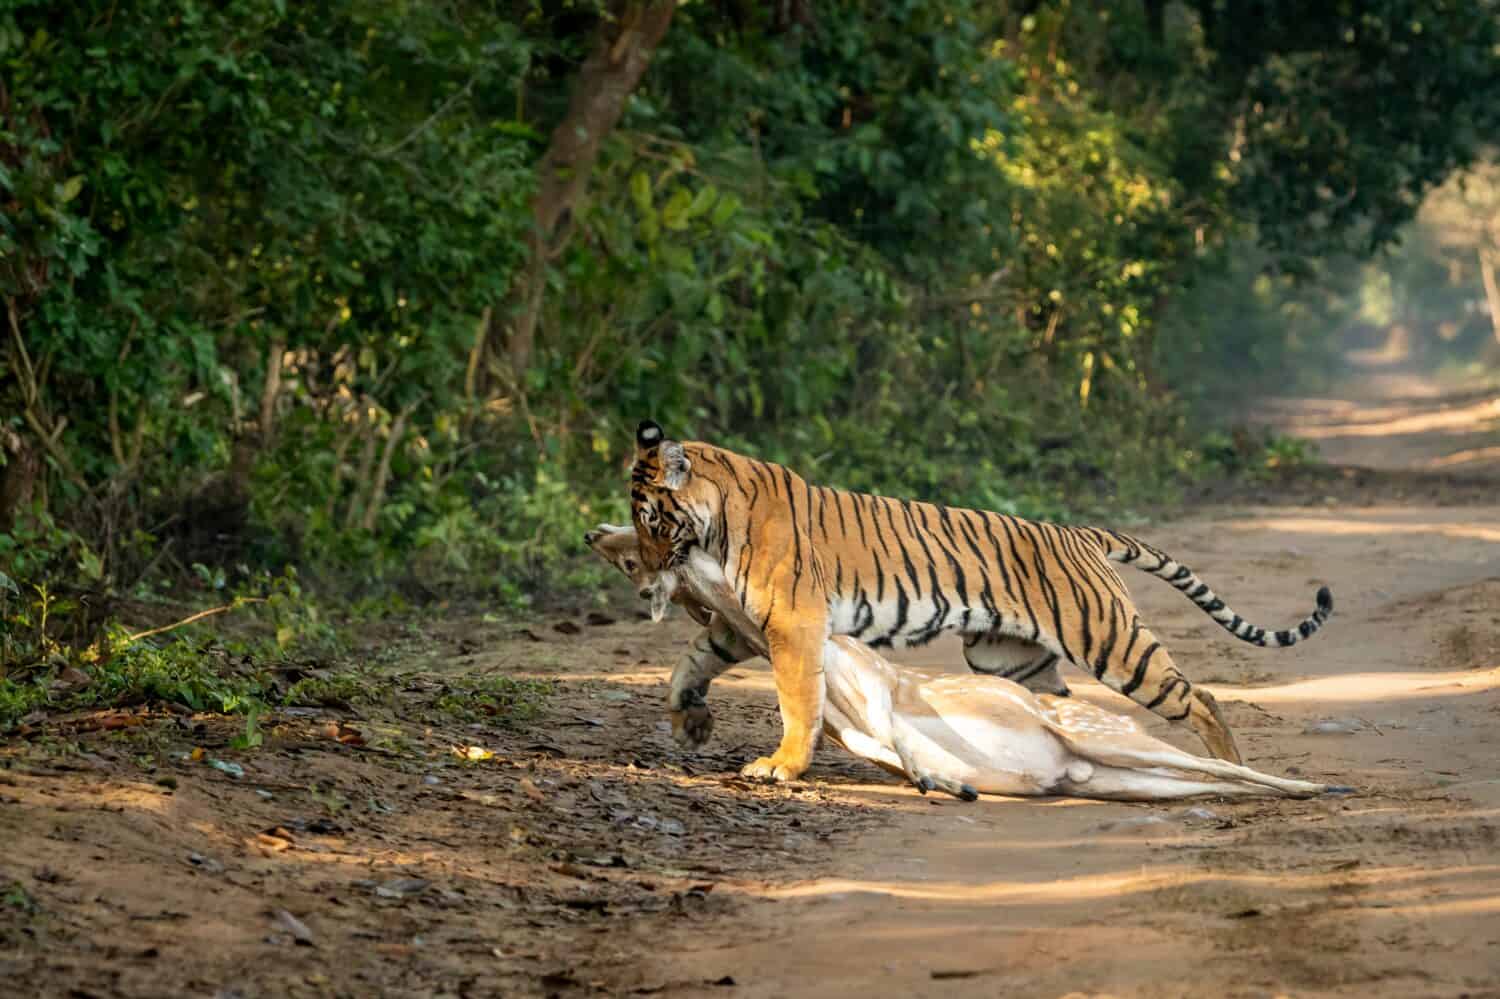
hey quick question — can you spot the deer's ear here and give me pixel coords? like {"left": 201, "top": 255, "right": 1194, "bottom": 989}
{"left": 583, "top": 523, "right": 634, "bottom": 553}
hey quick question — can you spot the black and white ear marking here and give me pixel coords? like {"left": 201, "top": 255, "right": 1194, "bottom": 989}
{"left": 661, "top": 440, "right": 692, "bottom": 491}
{"left": 636, "top": 420, "right": 664, "bottom": 448}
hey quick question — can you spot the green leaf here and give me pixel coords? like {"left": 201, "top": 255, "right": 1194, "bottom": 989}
{"left": 661, "top": 188, "right": 693, "bottom": 231}
{"left": 687, "top": 185, "right": 718, "bottom": 220}
{"left": 710, "top": 193, "right": 741, "bottom": 226}
{"left": 630, "top": 171, "right": 652, "bottom": 214}
{"left": 58, "top": 175, "right": 84, "bottom": 204}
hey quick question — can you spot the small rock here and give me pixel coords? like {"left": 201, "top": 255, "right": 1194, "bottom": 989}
{"left": 1173, "top": 806, "right": 1220, "bottom": 823}
{"left": 422, "top": 774, "right": 441, "bottom": 786}
{"left": 1303, "top": 718, "right": 1364, "bottom": 736}
{"left": 208, "top": 759, "right": 245, "bottom": 779}
{"left": 374, "top": 877, "right": 431, "bottom": 899}
{"left": 1091, "top": 815, "right": 1174, "bottom": 834}
{"left": 271, "top": 908, "right": 316, "bottom": 946}
{"left": 187, "top": 852, "right": 224, "bottom": 874}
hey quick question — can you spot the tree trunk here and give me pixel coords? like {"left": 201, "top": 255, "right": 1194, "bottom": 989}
{"left": 0, "top": 427, "right": 40, "bottom": 532}
{"left": 503, "top": 1, "right": 677, "bottom": 381}
{"left": 1479, "top": 247, "right": 1500, "bottom": 347}
{"left": 1144, "top": 0, "right": 1166, "bottom": 43}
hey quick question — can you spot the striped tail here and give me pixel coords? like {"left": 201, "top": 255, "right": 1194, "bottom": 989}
{"left": 1085, "top": 529, "right": 1334, "bottom": 648}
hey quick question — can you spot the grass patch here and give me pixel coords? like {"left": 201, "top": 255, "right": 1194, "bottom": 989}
{"left": 432, "top": 675, "right": 554, "bottom": 724}
{"left": 0, "top": 638, "right": 271, "bottom": 733}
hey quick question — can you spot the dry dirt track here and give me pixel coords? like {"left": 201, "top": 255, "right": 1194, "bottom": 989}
{"left": 3, "top": 358, "right": 1498, "bottom": 998}
{"left": 636, "top": 359, "right": 1500, "bottom": 999}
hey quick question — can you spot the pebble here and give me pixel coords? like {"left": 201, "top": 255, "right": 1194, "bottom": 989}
{"left": 1302, "top": 718, "right": 1365, "bottom": 736}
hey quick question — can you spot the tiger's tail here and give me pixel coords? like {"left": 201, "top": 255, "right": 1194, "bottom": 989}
{"left": 1083, "top": 528, "right": 1333, "bottom": 648}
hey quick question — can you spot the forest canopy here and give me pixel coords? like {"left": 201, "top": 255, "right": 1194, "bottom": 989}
{"left": 3, "top": 0, "right": 1499, "bottom": 640}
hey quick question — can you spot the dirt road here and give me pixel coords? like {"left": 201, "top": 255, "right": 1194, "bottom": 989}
{"left": 3, "top": 357, "right": 1498, "bottom": 997}
{"left": 637, "top": 358, "right": 1500, "bottom": 998}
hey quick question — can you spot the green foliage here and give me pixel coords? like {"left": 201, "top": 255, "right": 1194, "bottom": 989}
{"left": 433, "top": 675, "right": 554, "bottom": 725}
{"left": 0, "top": 636, "right": 272, "bottom": 733}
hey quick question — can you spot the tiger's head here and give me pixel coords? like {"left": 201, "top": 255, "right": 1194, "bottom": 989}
{"left": 630, "top": 420, "right": 711, "bottom": 572}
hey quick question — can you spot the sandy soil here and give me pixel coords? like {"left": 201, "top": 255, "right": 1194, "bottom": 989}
{"left": 4, "top": 357, "right": 1499, "bottom": 997}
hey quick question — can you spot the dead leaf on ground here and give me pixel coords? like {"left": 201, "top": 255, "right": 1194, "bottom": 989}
{"left": 320, "top": 721, "right": 366, "bottom": 746}
{"left": 256, "top": 826, "right": 302, "bottom": 851}
{"left": 452, "top": 745, "right": 494, "bottom": 762}
{"left": 553, "top": 620, "right": 581, "bottom": 636}
{"left": 518, "top": 777, "right": 546, "bottom": 803}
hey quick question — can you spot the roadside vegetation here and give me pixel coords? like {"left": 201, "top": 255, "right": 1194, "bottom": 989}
{"left": 3, "top": 1, "right": 1498, "bottom": 730}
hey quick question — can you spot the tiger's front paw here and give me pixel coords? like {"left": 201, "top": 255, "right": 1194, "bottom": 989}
{"left": 740, "top": 755, "right": 804, "bottom": 783}
{"left": 670, "top": 703, "right": 714, "bottom": 747}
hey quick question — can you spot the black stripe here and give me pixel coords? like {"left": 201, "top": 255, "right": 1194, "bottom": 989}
{"left": 1120, "top": 641, "right": 1161, "bottom": 697}
{"left": 1011, "top": 653, "right": 1061, "bottom": 685}
{"left": 1092, "top": 605, "right": 1121, "bottom": 678}
{"left": 994, "top": 516, "right": 1041, "bottom": 640}
{"left": 1145, "top": 674, "right": 1186, "bottom": 710}
{"left": 955, "top": 511, "right": 1003, "bottom": 630}
{"left": 781, "top": 467, "right": 804, "bottom": 606}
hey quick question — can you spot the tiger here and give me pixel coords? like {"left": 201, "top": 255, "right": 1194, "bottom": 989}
{"left": 587, "top": 523, "right": 1338, "bottom": 802}
{"left": 628, "top": 420, "right": 1333, "bottom": 782}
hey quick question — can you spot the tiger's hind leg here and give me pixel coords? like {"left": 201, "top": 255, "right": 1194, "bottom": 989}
{"left": 963, "top": 634, "right": 1070, "bottom": 696}
{"left": 1081, "top": 617, "right": 1241, "bottom": 764}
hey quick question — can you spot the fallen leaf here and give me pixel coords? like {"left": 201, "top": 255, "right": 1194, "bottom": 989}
{"left": 553, "top": 620, "right": 581, "bottom": 636}
{"left": 322, "top": 721, "right": 365, "bottom": 746}
{"left": 518, "top": 777, "right": 546, "bottom": 803}
{"left": 256, "top": 829, "right": 295, "bottom": 852}
{"left": 452, "top": 745, "right": 494, "bottom": 762}
{"left": 190, "top": 747, "right": 206, "bottom": 762}
{"left": 272, "top": 908, "right": 316, "bottom": 946}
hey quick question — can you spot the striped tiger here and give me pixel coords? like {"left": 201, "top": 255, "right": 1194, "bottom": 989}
{"left": 629, "top": 421, "right": 1333, "bottom": 782}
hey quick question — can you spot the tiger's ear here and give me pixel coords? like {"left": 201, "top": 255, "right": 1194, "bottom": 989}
{"left": 660, "top": 440, "right": 691, "bottom": 491}
{"left": 635, "top": 420, "right": 664, "bottom": 459}
{"left": 636, "top": 421, "right": 691, "bottom": 491}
